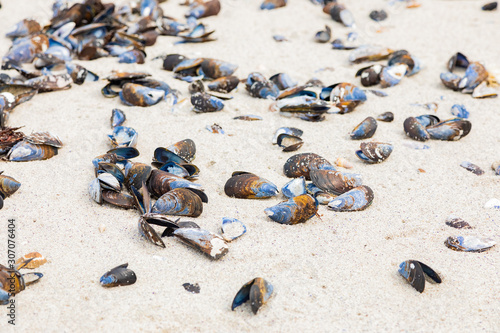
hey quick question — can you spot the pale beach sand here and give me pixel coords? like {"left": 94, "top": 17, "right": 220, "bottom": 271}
{"left": 0, "top": 0, "right": 499, "bottom": 332}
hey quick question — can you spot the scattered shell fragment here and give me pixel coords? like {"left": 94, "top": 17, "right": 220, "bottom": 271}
{"left": 173, "top": 227, "right": 229, "bottom": 259}
{"left": 460, "top": 161, "right": 484, "bottom": 175}
{"left": 15, "top": 252, "right": 47, "bottom": 269}
{"left": 335, "top": 157, "right": 353, "bottom": 169}
{"left": 445, "top": 236, "right": 496, "bottom": 252}
{"left": 445, "top": 215, "right": 472, "bottom": 229}
{"left": 183, "top": 283, "right": 200, "bottom": 294}
{"left": 221, "top": 217, "right": 247, "bottom": 241}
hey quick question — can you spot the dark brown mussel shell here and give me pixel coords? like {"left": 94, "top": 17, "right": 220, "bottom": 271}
{"left": 426, "top": 119, "right": 471, "bottom": 141}
{"left": 355, "top": 65, "right": 383, "bottom": 87}
{"left": 445, "top": 216, "right": 472, "bottom": 229}
{"left": 398, "top": 260, "right": 441, "bottom": 293}
{"left": 163, "top": 54, "right": 188, "bottom": 71}
{"left": 310, "top": 169, "right": 362, "bottom": 195}
{"left": 224, "top": 172, "right": 278, "bottom": 199}
{"left": 189, "top": 80, "right": 205, "bottom": 94}
{"left": 125, "top": 162, "right": 152, "bottom": 190}
{"left": 138, "top": 215, "right": 166, "bottom": 247}
{"left": 350, "top": 117, "right": 377, "bottom": 140}
{"left": 167, "top": 139, "right": 196, "bottom": 162}
{"left": 232, "top": 277, "right": 274, "bottom": 314}
{"left": 147, "top": 169, "right": 202, "bottom": 198}
{"left": 100, "top": 263, "right": 137, "bottom": 287}
{"left": 283, "top": 153, "right": 335, "bottom": 180}
{"left": 207, "top": 75, "right": 239, "bottom": 93}
{"left": 377, "top": 112, "right": 394, "bottom": 122}
{"left": 152, "top": 188, "right": 203, "bottom": 217}
{"left": 102, "top": 190, "right": 135, "bottom": 209}
{"left": 356, "top": 142, "right": 393, "bottom": 163}
{"left": 403, "top": 117, "right": 430, "bottom": 141}
{"left": 447, "top": 52, "right": 469, "bottom": 72}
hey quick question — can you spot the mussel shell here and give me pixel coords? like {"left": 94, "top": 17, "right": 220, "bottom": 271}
{"left": 310, "top": 169, "right": 362, "bottom": 195}
{"left": 269, "top": 73, "right": 298, "bottom": 90}
{"left": 327, "top": 185, "right": 374, "bottom": 211}
{"left": 460, "top": 161, "right": 484, "bottom": 175}
{"left": 200, "top": 59, "right": 238, "bottom": 80}
{"left": 189, "top": 80, "right": 205, "bottom": 94}
{"left": 444, "top": 236, "right": 496, "bottom": 252}
{"left": 482, "top": 2, "right": 498, "bottom": 10}
{"left": 97, "top": 173, "right": 121, "bottom": 192}
{"left": 459, "top": 62, "right": 488, "bottom": 93}
{"left": 323, "top": 82, "right": 367, "bottom": 103}
{"left": 265, "top": 194, "right": 318, "bottom": 225}
{"left": 272, "top": 127, "right": 303, "bottom": 144}
{"left": 398, "top": 260, "right": 441, "bottom": 293}
{"left": 306, "top": 183, "right": 336, "bottom": 205}
{"left": 277, "top": 96, "right": 330, "bottom": 113}
{"left": 472, "top": 81, "right": 498, "bottom": 99}
{"left": 248, "top": 80, "right": 280, "bottom": 99}
{"left": 221, "top": 217, "right": 247, "bottom": 242}
{"left": 281, "top": 177, "right": 307, "bottom": 198}
{"left": 350, "top": 117, "right": 377, "bottom": 140}
{"left": 111, "top": 108, "right": 126, "bottom": 128}
{"left": 191, "top": 92, "right": 224, "bottom": 112}
{"left": 356, "top": 142, "right": 393, "bottom": 163}
{"left": 6, "top": 19, "right": 42, "bottom": 39}
{"left": 415, "top": 114, "right": 440, "bottom": 128}
{"left": 100, "top": 263, "right": 137, "bottom": 287}
{"left": 107, "top": 147, "right": 140, "bottom": 160}
{"left": 89, "top": 178, "right": 102, "bottom": 204}
{"left": 0, "top": 175, "right": 21, "bottom": 198}
{"left": 376, "top": 112, "right": 394, "bottom": 122}
{"left": 314, "top": 27, "right": 331, "bottom": 43}
{"left": 261, "top": 0, "right": 287, "bottom": 10}
{"left": 147, "top": 169, "right": 202, "bottom": 198}
{"left": 224, "top": 173, "right": 278, "bottom": 199}
{"left": 232, "top": 277, "right": 274, "bottom": 314}
{"left": 356, "top": 65, "right": 383, "bottom": 87}
{"left": 97, "top": 162, "right": 125, "bottom": 184}
{"left": 440, "top": 72, "right": 461, "bottom": 91}
{"left": 119, "top": 83, "right": 164, "bottom": 107}
{"left": 108, "top": 126, "right": 138, "bottom": 148}
{"left": 152, "top": 188, "right": 203, "bottom": 217}
{"left": 445, "top": 216, "right": 472, "bottom": 229}
{"left": 8, "top": 141, "right": 57, "bottom": 162}
{"left": 153, "top": 147, "right": 188, "bottom": 165}
{"left": 102, "top": 190, "right": 135, "bottom": 209}
{"left": 207, "top": 76, "right": 239, "bottom": 93}
{"left": 426, "top": 118, "right": 471, "bottom": 141}
{"left": 348, "top": 45, "right": 393, "bottom": 64}
{"left": 166, "top": 139, "right": 196, "bottom": 162}
{"left": 448, "top": 52, "right": 469, "bottom": 72}
{"left": 277, "top": 134, "right": 303, "bottom": 152}
{"left": 283, "top": 153, "right": 335, "bottom": 180}
{"left": 369, "top": 10, "right": 387, "bottom": 22}
{"left": 163, "top": 54, "right": 188, "bottom": 71}
{"left": 380, "top": 64, "right": 407, "bottom": 88}
{"left": 125, "top": 163, "right": 152, "bottom": 190}
{"left": 403, "top": 117, "right": 430, "bottom": 141}
{"left": 138, "top": 215, "right": 166, "bottom": 247}
{"left": 173, "top": 227, "right": 228, "bottom": 259}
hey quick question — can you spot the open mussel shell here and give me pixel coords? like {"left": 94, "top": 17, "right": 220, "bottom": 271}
{"left": 173, "top": 227, "right": 229, "bottom": 259}
{"left": 147, "top": 169, "right": 202, "bottom": 198}
{"left": 327, "top": 185, "right": 374, "bottom": 212}
{"left": 108, "top": 126, "right": 138, "bottom": 148}
{"left": 426, "top": 118, "right": 471, "bottom": 141}
{"left": 265, "top": 194, "right": 318, "bottom": 225}
{"left": 232, "top": 277, "right": 274, "bottom": 314}
{"left": 191, "top": 92, "right": 224, "bottom": 112}
{"left": 97, "top": 162, "right": 125, "bottom": 184}
{"left": 377, "top": 112, "right": 394, "bottom": 122}
{"left": 356, "top": 142, "right": 393, "bottom": 163}
{"left": 310, "top": 169, "right": 362, "bottom": 195}
{"left": 166, "top": 139, "right": 196, "bottom": 162}
{"left": 7, "top": 140, "right": 58, "bottom": 162}
{"left": 159, "top": 161, "right": 195, "bottom": 178}
{"left": 398, "top": 260, "right": 441, "bottom": 293}
{"left": 119, "top": 83, "right": 164, "bottom": 107}
{"left": 448, "top": 52, "right": 469, "bottom": 72}
{"left": 0, "top": 174, "right": 21, "bottom": 198}
{"left": 281, "top": 177, "right": 307, "bottom": 198}
{"left": 314, "top": 25, "right": 331, "bottom": 43}
{"left": 350, "top": 117, "right": 377, "bottom": 140}
{"left": 224, "top": 172, "right": 278, "bottom": 199}
{"left": 248, "top": 80, "right": 280, "bottom": 99}
{"left": 100, "top": 263, "right": 137, "bottom": 287}
{"left": 97, "top": 172, "right": 121, "bottom": 192}
{"left": 444, "top": 236, "right": 496, "bottom": 252}
{"left": 154, "top": 147, "right": 188, "bottom": 165}
{"left": 277, "top": 134, "right": 303, "bottom": 152}
{"left": 459, "top": 62, "right": 488, "bottom": 93}
{"left": 138, "top": 215, "right": 166, "bottom": 247}
{"left": 221, "top": 217, "right": 247, "bottom": 241}
{"left": 283, "top": 153, "right": 335, "bottom": 180}
{"left": 107, "top": 147, "right": 140, "bottom": 161}
{"left": 403, "top": 117, "right": 430, "bottom": 141}
{"left": 152, "top": 188, "right": 203, "bottom": 217}
{"left": 272, "top": 127, "right": 303, "bottom": 144}
{"left": 306, "top": 183, "right": 336, "bottom": 205}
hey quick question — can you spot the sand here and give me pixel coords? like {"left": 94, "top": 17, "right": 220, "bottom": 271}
{"left": 0, "top": 0, "right": 499, "bottom": 331}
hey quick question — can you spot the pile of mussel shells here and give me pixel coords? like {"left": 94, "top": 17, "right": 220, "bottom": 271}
{"left": 403, "top": 114, "right": 471, "bottom": 141}
{"left": 1, "top": 258, "right": 43, "bottom": 305}
{"left": 440, "top": 52, "right": 498, "bottom": 98}
{"left": 0, "top": 128, "right": 63, "bottom": 162}
{"left": 0, "top": 171, "right": 21, "bottom": 209}
{"left": 355, "top": 50, "right": 421, "bottom": 88}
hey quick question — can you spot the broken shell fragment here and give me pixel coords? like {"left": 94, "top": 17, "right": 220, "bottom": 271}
{"left": 398, "top": 260, "right": 441, "bottom": 293}
{"left": 445, "top": 236, "right": 496, "bottom": 252}
{"left": 221, "top": 217, "right": 247, "bottom": 241}
{"left": 314, "top": 25, "right": 331, "bottom": 43}
{"left": 265, "top": 194, "right": 318, "bottom": 225}
{"left": 100, "top": 263, "right": 137, "bottom": 287}
{"left": 356, "top": 142, "right": 393, "bottom": 163}
{"left": 173, "top": 227, "right": 229, "bottom": 259}
{"left": 451, "top": 104, "right": 469, "bottom": 119}
{"left": 15, "top": 252, "right": 47, "bottom": 269}
{"left": 445, "top": 215, "right": 472, "bottom": 229}
{"left": 232, "top": 277, "right": 273, "bottom": 314}
{"left": 380, "top": 64, "right": 407, "bottom": 88}
{"left": 335, "top": 157, "right": 353, "bottom": 169}
{"left": 224, "top": 172, "right": 278, "bottom": 199}
{"left": 460, "top": 161, "right": 484, "bottom": 175}
{"left": 350, "top": 117, "right": 377, "bottom": 140}
{"left": 327, "top": 185, "right": 374, "bottom": 211}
